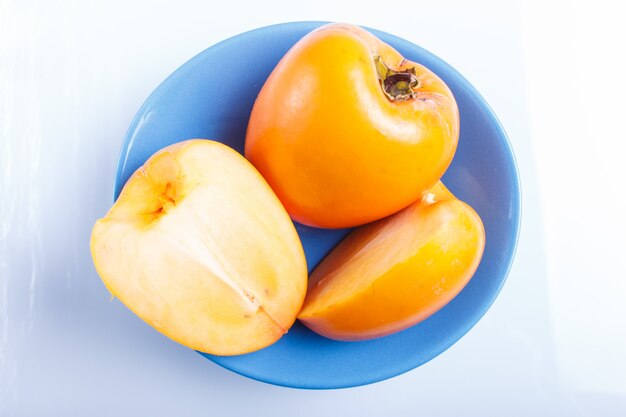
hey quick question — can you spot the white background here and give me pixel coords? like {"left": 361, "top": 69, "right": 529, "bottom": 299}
{"left": 1, "top": 0, "right": 625, "bottom": 415}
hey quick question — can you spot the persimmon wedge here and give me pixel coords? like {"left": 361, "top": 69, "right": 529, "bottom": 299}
{"left": 298, "top": 182, "right": 485, "bottom": 341}
{"left": 90, "top": 140, "right": 307, "bottom": 355}
{"left": 245, "top": 23, "right": 459, "bottom": 228}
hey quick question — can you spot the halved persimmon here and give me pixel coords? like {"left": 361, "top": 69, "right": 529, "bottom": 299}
{"left": 298, "top": 182, "right": 485, "bottom": 341}
{"left": 91, "top": 140, "right": 307, "bottom": 355}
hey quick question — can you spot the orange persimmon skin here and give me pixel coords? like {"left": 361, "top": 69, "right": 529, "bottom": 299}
{"left": 298, "top": 182, "right": 485, "bottom": 341}
{"left": 245, "top": 23, "right": 459, "bottom": 228}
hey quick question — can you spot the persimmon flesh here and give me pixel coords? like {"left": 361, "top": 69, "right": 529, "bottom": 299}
{"left": 298, "top": 182, "right": 485, "bottom": 341}
{"left": 90, "top": 140, "right": 307, "bottom": 355}
{"left": 245, "top": 23, "right": 460, "bottom": 228}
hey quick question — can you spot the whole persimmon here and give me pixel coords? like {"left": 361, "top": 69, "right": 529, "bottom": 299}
{"left": 298, "top": 182, "right": 485, "bottom": 341}
{"left": 245, "top": 23, "right": 459, "bottom": 228}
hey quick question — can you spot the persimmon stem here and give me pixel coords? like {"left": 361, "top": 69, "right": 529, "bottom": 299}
{"left": 374, "top": 55, "right": 419, "bottom": 102}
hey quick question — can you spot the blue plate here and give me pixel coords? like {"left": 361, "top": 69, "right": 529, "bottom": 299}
{"left": 114, "top": 21, "right": 521, "bottom": 389}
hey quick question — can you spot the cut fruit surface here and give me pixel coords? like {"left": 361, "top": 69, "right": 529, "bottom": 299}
{"left": 91, "top": 139, "right": 307, "bottom": 355}
{"left": 298, "top": 182, "right": 485, "bottom": 341}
